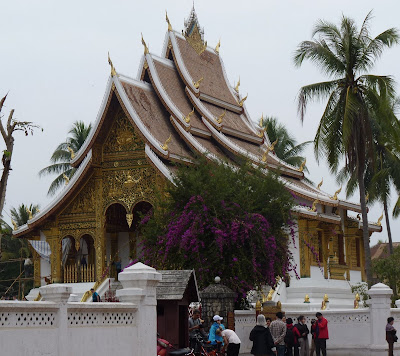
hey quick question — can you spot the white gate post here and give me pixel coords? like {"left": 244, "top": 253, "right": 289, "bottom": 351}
{"left": 368, "top": 283, "right": 393, "bottom": 355}
{"left": 117, "top": 262, "right": 161, "bottom": 356}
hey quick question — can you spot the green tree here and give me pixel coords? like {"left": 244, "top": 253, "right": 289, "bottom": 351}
{"left": 261, "top": 116, "right": 311, "bottom": 171}
{"left": 294, "top": 12, "right": 399, "bottom": 285}
{"left": 139, "top": 157, "right": 295, "bottom": 301}
{"left": 39, "top": 121, "right": 92, "bottom": 196}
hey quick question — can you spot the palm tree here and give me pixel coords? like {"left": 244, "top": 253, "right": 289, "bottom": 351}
{"left": 39, "top": 121, "right": 92, "bottom": 196}
{"left": 294, "top": 12, "right": 399, "bottom": 285}
{"left": 261, "top": 116, "right": 311, "bottom": 171}
{"left": 10, "top": 203, "right": 40, "bottom": 227}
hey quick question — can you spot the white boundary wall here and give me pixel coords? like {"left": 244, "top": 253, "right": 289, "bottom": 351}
{"left": 0, "top": 262, "right": 161, "bottom": 356}
{"left": 235, "top": 283, "right": 396, "bottom": 356}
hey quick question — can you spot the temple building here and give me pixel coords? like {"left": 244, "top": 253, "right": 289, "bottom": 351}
{"left": 15, "top": 7, "right": 381, "bottom": 306}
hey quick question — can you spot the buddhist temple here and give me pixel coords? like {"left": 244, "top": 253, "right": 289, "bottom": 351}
{"left": 14, "top": 7, "right": 382, "bottom": 306}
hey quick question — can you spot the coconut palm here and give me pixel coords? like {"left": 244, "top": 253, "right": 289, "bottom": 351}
{"left": 10, "top": 203, "right": 40, "bottom": 227}
{"left": 294, "top": 12, "right": 399, "bottom": 284}
{"left": 261, "top": 116, "right": 311, "bottom": 171}
{"left": 39, "top": 121, "right": 92, "bottom": 196}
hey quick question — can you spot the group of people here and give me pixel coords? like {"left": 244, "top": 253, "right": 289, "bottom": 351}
{"left": 250, "top": 312, "right": 329, "bottom": 356}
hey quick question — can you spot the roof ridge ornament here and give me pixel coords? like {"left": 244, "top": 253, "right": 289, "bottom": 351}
{"left": 107, "top": 52, "right": 117, "bottom": 77}
{"left": 298, "top": 158, "right": 306, "bottom": 172}
{"left": 184, "top": 108, "right": 194, "bottom": 123}
{"left": 166, "top": 11, "right": 173, "bottom": 32}
{"left": 238, "top": 93, "right": 248, "bottom": 107}
{"left": 141, "top": 33, "right": 149, "bottom": 54}
{"left": 331, "top": 185, "right": 342, "bottom": 200}
{"left": 62, "top": 173, "right": 70, "bottom": 186}
{"left": 234, "top": 77, "right": 240, "bottom": 93}
{"left": 258, "top": 114, "right": 265, "bottom": 137}
{"left": 11, "top": 219, "right": 17, "bottom": 231}
{"left": 216, "top": 109, "right": 226, "bottom": 124}
{"left": 193, "top": 76, "right": 203, "bottom": 89}
{"left": 377, "top": 212, "right": 383, "bottom": 226}
{"left": 161, "top": 134, "right": 172, "bottom": 151}
{"left": 215, "top": 39, "right": 221, "bottom": 54}
{"left": 67, "top": 146, "right": 75, "bottom": 160}
{"left": 310, "top": 199, "right": 319, "bottom": 212}
{"left": 317, "top": 177, "right": 323, "bottom": 190}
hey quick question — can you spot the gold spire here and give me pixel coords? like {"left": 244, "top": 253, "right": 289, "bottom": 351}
{"left": 11, "top": 219, "right": 17, "bottom": 231}
{"left": 317, "top": 178, "right": 323, "bottom": 190}
{"left": 377, "top": 212, "right": 384, "bottom": 226}
{"left": 298, "top": 158, "right": 306, "bottom": 172}
{"left": 331, "top": 186, "right": 342, "bottom": 200}
{"left": 184, "top": 108, "right": 194, "bottom": 124}
{"left": 238, "top": 93, "right": 248, "bottom": 107}
{"left": 193, "top": 77, "right": 203, "bottom": 89}
{"left": 107, "top": 52, "right": 117, "bottom": 77}
{"left": 234, "top": 77, "right": 240, "bottom": 93}
{"left": 216, "top": 109, "right": 226, "bottom": 124}
{"left": 161, "top": 134, "right": 172, "bottom": 151}
{"left": 215, "top": 39, "right": 221, "bottom": 54}
{"left": 63, "top": 173, "right": 70, "bottom": 185}
{"left": 259, "top": 113, "right": 264, "bottom": 128}
{"left": 310, "top": 199, "right": 319, "bottom": 212}
{"left": 141, "top": 33, "right": 149, "bottom": 54}
{"left": 67, "top": 146, "right": 75, "bottom": 160}
{"left": 165, "top": 11, "right": 172, "bottom": 31}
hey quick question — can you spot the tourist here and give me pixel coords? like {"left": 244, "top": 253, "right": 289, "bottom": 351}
{"left": 91, "top": 288, "right": 100, "bottom": 302}
{"left": 270, "top": 312, "right": 287, "bottom": 356}
{"left": 386, "top": 317, "right": 397, "bottom": 356}
{"left": 285, "top": 317, "right": 300, "bottom": 356}
{"left": 115, "top": 258, "right": 122, "bottom": 277}
{"left": 249, "top": 314, "right": 275, "bottom": 356}
{"left": 266, "top": 317, "right": 272, "bottom": 329}
{"left": 216, "top": 328, "right": 241, "bottom": 356}
{"left": 188, "top": 309, "right": 206, "bottom": 351}
{"left": 310, "top": 319, "right": 317, "bottom": 356}
{"left": 315, "top": 312, "right": 328, "bottom": 356}
{"left": 209, "top": 314, "right": 225, "bottom": 349}
{"left": 295, "top": 316, "right": 309, "bottom": 356}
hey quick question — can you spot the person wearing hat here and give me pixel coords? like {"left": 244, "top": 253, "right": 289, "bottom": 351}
{"left": 209, "top": 314, "right": 226, "bottom": 349}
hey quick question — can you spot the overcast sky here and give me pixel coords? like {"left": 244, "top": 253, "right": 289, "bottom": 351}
{"left": 1, "top": 0, "right": 400, "bottom": 246}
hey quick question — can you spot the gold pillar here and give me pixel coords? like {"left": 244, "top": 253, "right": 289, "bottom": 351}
{"left": 94, "top": 167, "right": 105, "bottom": 281}
{"left": 32, "top": 250, "right": 41, "bottom": 287}
{"left": 46, "top": 233, "right": 61, "bottom": 283}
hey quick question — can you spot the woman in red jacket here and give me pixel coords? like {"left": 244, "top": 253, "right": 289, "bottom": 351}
{"left": 315, "top": 312, "right": 328, "bottom": 356}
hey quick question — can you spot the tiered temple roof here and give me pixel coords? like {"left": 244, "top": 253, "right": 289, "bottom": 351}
{"left": 14, "top": 8, "right": 381, "bottom": 237}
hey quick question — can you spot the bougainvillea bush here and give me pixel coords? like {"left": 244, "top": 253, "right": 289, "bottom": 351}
{"left": 138, "top": 157, "right": 295, "bottom": 300}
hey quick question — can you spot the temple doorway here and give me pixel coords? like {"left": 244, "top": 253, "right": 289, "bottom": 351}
{"left": 61, "top": 236, "right": 77, "bottom": 283}
{"left": 78, "top": 234, "right": 95, "bottom": 282}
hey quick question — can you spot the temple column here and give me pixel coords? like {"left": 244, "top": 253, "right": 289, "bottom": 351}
{"left": 45, "top": 226, "right": 61, "bottom": 283}
{"left": 94, "top": 167, "right": 105, "bottom": 282}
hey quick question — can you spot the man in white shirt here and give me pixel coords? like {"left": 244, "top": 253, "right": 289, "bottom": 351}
{"left": 216, "top": 328, "right": 241, "bottom": 356}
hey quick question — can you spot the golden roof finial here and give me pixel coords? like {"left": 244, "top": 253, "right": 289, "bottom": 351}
{"left": 63, "top": 173, "right": 70, "bottom": 185}
{"left": 238, "top": 93, "right": 248, "bottom": 107}
{"left": 11, "top": 219, "right": 18, "bottom": 231}
{"left": 262, "top": 146, "right": 272, "bottom": 162}
{"left": 26, "top": 208, "right": 33, "bottom": 220}
{"left": 184, "top": 108, "right": 194, "bottom": 124}
{"left": 193, "top": 77, "right": 203, "bottom": 89}
{"left": 310, "top": 199, "right": 319, "bottom": 212}
{"left": 298, "top": 158, "right": 306, "bottom": 172}
{"left": 258, "top": 127, "right": 266, "bottom": 138}
{"left": 141, "top": 33, "right": 149, "bottom": 55}
{"left": 217, "top": 109, "right": 226, "bottom": 124}
{"left": 108, "top": 52, "right": 117, "bottom": 77}
{"left": 259, "top": 113, "right": 264, "bottom": 128}
{"left": 377, "top": 212, "right": 384, "bottom": 226}
{"left": 165, "top": 11, "right": 172, "bottom": 32}
{"left": 215, "top": 39, "right": 221, "bottom": 54}
{"left": 331, "top": 186, "right": 342, "bottom": 200}
{"left": 67, "top": 146, "right": 75, "bottom": 160}
{"left": 270, "top": 138, "right": 278, "bottom": 151}
{"left": 317, "top": 177, "right": 323, "bottom": 190}
{"left": 234, "top": 77, "right": 240, "bottom": 93}
{"left": 161, "top": 134, "right": 172, "bottom": 151}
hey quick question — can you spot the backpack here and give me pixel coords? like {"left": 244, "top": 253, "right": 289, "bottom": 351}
{"left": 284, "top": 327, "right": 294, "bottom": 346}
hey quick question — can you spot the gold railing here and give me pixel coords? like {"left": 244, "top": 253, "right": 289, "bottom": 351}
{"left": 80, "top": 265, "right": 95, "bottom": 283}
{"left": 64, "top": 265, "right": 78, "bottom": 283}
{"left": 63, "top": 264, "right": 95, "bottom": 283}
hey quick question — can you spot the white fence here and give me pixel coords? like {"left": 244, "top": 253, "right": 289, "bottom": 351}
{"left": 235, "top": 283, "right": 396, "bottom": 356}
{"left": 0, "top": 262, "right": 161, "bottom": 356}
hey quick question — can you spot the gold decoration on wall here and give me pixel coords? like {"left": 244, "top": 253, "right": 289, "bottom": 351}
{"left": 126, "top": 213, "right": 133, "bottom": 228}
{"left": 141, "top": 33, "right": 149, "bottom": 54}
{"left": 184, "top": 20, "right": 207, "bottom": 55}
{"left": 165, "top": 11, "right": 172, "bottom": 31}
{"left": 298, "top": 159, "right": 306, "bottom": 172}
{"left": 67, "top": 146, "right": 75, "bottom": 160}
{"left": 238, "top": 94, "right": 248, "bottom": 107}
{"left": 216, "top": 109, "right": 226, "bottom": 124}
{"left": 304, "top": 294, "right": 310, "bottom": 303}
{"left": 354, "top": 293, "right": 360, "bottom": 309}
{"left": 107, "top": 52, "right": 117, "bottom": 77}
{"left": 193, "top": 77, "right": 203, "bottom": 89}
{"left": 161, "top": 134, "right": 172, "bottom": 151}
{"left": 234, "top": 77, "right": 240, "bottom": 93}
{"left": 317, "top": 178, "right": 323, "bottom": 190}
{"left": 215, "top": 39, "right": 221, "bottom": 54}
{"left": 63, "top": 173, "right": 70, "bottom": 185}
{"left": 331, "top": 186, "right": 342, "bottom": 200}
{"left": 11, "top": 219, "right": 17, "bottom": 230}
{"left": 184, "top": 108, "right": 195, "bottom": 124}
{"left": 310, "top": 199, "right": 319, "bottom": 212}
{"left": 61, "top": 180, "right": 95, "bottom": 216}
{"left": 266, "top": 288, "right": 274, "bottom": 301}
{"left": 377, "top": 212, "right": 384, "bottom": 226}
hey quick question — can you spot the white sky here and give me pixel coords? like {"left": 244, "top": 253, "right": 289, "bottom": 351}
{"left": 1, "top": 0, "right": 400, "bottom": 246}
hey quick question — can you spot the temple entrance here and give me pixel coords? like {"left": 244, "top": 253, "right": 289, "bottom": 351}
{"left": 61, "top": 236, "right": 77, "bottom": 283}
{"left": 78, "top": 234, "right": 96, "bottom": 282}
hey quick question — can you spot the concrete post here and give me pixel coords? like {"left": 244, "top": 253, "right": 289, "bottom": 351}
{"left": 368, "top": 283, "right": 393, "bottom": 355}
{"left": 117, "top": 262, "right": 161, "bottom": 356}
{"left": 39, "top": 284, "right": 72, "bottom": 356}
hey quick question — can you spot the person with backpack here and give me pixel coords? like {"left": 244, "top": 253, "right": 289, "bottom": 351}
{"left": 91, "top": 288, "right": 100, "bottom": 302}
{"left": 285, "top": 318, "right": 300, "bottom": 356}
{"left": 270, "top": 312, "right": 287, "bottom": 356}
{"left": 249, "top": 314, "right": 276, "bottom": 356}
{"left": 295, "top": 316, "right": 309, "bottom": 356}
